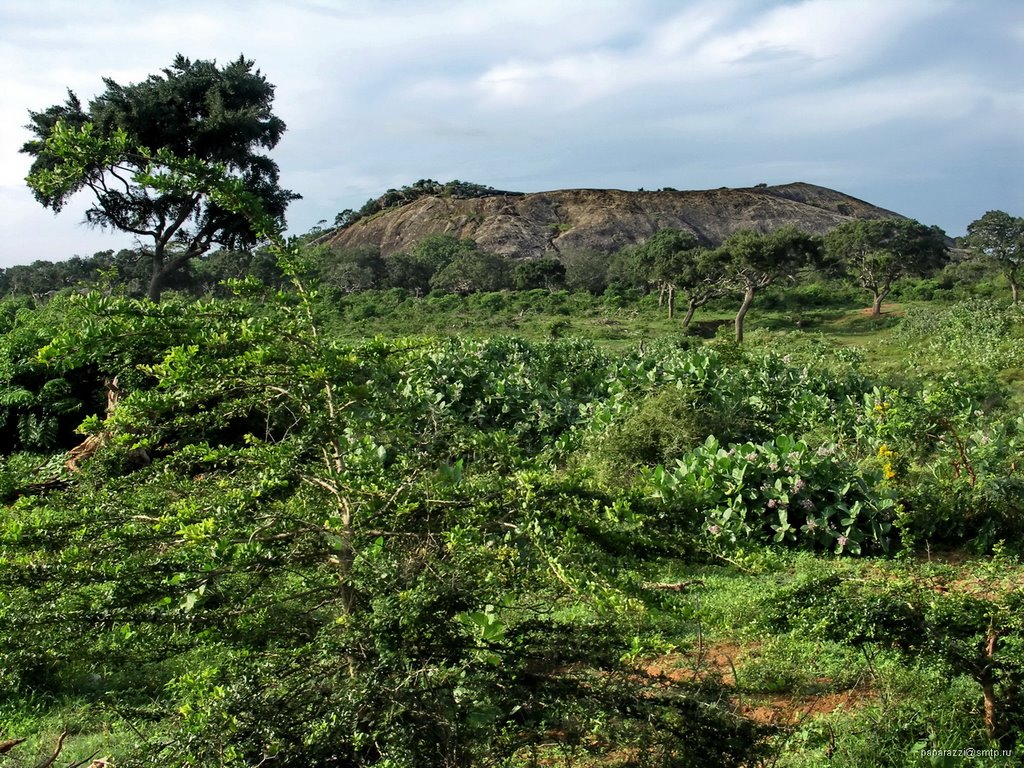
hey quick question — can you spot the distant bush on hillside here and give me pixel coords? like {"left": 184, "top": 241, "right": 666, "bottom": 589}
{"left": 333, "top": 179, "right": 522, "bottom": 230}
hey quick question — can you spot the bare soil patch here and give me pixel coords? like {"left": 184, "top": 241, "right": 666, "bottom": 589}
{"left": 641, "top": 641, "right": 878, "bottom": 727}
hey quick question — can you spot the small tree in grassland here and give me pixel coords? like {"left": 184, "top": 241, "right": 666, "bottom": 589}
{"left": 720, "top": 226, "right": 822, "bottom": 342}
{"left": 824, "top": 217, "right": 948, "bottom": 316}
{"left": 963, "top": 210, "right": 1024, "bottom": 305}
{"left": 674, "top": 245, "right": 730, "bottom": 328}
{"left": 634, "top": 228, "right": 727, "bottom": 324}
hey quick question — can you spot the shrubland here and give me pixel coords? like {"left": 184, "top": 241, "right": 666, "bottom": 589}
{"left": 2, "top": 114, "right": 1022, "bottom": 765}
{"left": 0, "top": 277, "right": 1022, "bottom": 765}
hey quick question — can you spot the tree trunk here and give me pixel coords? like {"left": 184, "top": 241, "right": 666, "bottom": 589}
{"left": 983, "top": 629, "right": 999, "bottom": 742}
{"left": 735, "top": 286, "right": 756, "bottom": 343}
{"left": 658, "top": 283, "right": 666, "bottom": 307}
{"left": 147, "top": 249, "right": 166, "bottom": 302}
{"left": 667, "top": 284, "right": 675, "bottom": 320}
{"left": 146, "top": 270, "right": 165, "bottom": 302}
{"left": 682, "top": 299, "right": 697, "bottom": 329}
{"left": 870, "top": 286, "right": 890, "bottom": 316}
{"left": 1012, "top": 279, "right": 1019, "bottom": 305}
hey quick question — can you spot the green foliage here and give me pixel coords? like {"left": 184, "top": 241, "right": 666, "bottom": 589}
{"left": 374, "top": 233, "right": 503, "bottom": 296}
{"left": 5, "top": 130, "right": 1024, "bottom": 763}
{"left": 720, "top": 227, "right": 822, "bottom": 341}
{"left": 963, "top": 210, "right": 1024, "bottom": 304}
{"left": 512, "top": 257, "right": 565, "bottom": 291}
{"left": 756, "top": 566, "right": 1024, "bottom": 750}
{"left": 591, "top": 386, "right": 741, "bottom": 478}
{"left": 560, "top": 248, "right": 610, "bottom": 294}
{"left": 634, "top": 229, "right": 731, "bottom": 324}
{"left": 893, "top": 300, "right": 1024, "bottom": 372}
{"left": 0, "top": 299, "right": 771, "bottom": 764}
{"left": 430, "top": 247, "right": 510, "bottom": 294}
{"left": 0, "top": 155, "right": 780, "bottom": 766}
{"left": 649, "top": 435, "right": 896, "bottom": 554}
{"left": 320, "top": 245, "right": 387, "bottom": 294}
{"left": 855, "top": 371, "right": 1024, "bottom": 548}
{"left": 824, "top": 217, "right": 949, "bottom": 314}
{"left": 23, "top": 55, "right": 298, "bottom": 300}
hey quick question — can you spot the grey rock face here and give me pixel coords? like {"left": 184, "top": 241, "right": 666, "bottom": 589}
{"left": 321, "top": 182, "right": 901, "bottom": 258}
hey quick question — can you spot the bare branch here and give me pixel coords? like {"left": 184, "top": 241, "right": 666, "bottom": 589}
{"left": 32, "top": 727, "right": 68, "bottom": 768}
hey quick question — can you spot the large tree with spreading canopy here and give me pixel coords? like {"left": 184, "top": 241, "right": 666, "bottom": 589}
{"left": 963, "top": 210, "right": 1024, "bottom": 305}
{"left": 22, "top": 54, "right": 298, "bottom": 301}
{"left": 824, "top": 217, "right": 947, "bottom": 316}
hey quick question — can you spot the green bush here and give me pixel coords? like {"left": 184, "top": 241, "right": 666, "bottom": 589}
{"left": 648, "top": 435, "right": 897, "bottom": 554}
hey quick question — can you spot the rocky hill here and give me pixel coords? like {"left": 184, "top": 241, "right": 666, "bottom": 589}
{"left": 320, "top": 182, "right": 903, "bottom": 258}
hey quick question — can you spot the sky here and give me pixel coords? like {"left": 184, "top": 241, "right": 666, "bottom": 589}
{"left": 0, "top": 0, "right": 1021, "bottom": 267}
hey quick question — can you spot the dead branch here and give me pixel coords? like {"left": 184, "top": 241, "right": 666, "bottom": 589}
{"left": 66, "top": 378, "right": 121, "bottom": 472}
{"left": 642, "top": 580, "right": 705, "bottom": 592}
{"left": 32, "top": 727, "right": 67, "bottom": 768}
{"left": 0, "top": 737, "right": 26, "bottom": 754}
{"left": 65, "top": 751, "right": 101, "bottom": 768}
{"left": 983, "top": 628, "right": 999, "bottom": 742}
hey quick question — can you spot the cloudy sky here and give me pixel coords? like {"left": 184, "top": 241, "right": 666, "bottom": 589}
{"left": 0, "top": 0, "right": 1021, "bottom": 267}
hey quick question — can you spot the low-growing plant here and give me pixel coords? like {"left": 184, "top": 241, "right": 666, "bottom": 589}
{"left": 648, "top": 435, "right": 897, "bottom": 554}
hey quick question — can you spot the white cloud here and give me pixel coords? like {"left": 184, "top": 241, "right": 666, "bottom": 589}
{"left": 0, "top": 0, "right": 1019, "bottom": 265}
{"left": 700, "top": 0, "right": 944, "bottom": 71}
{"left": 754, "top": 71, "right": 992, "bottom": 136}
{"left": 470, "top": 0, "right": 949, "bottom": 111}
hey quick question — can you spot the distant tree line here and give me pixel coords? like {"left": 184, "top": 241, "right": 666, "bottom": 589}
{"left": 5, "top": 210, "right": 1022, "bottom": 342}
{"left": 331, "top": 179, "right": 523, "bottom": 230}
{"left": 0, "top": 247, "right": 285, "bottom": 299}
{"left": 311, "top": 217, "right": 955, "bottom": 342}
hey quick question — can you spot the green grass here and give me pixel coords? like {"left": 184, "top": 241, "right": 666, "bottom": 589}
{"left": 321, "top": 289, "right": 910, "bottom": 354}
{"left": 0, "top": 695, "right": 163, "bottom": 767}
{"left": 616, "top": 543, "right": 1024, "bottom": 766}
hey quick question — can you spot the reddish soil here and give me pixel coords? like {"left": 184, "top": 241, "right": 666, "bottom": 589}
{"left": 643, "top": 641, "right": 751, "bottom": 686}
{"left": 739, "top": 684, "right": 877, "bottom": 726}
{"left": 641, "top": 641, "right": 878, "bottom": 727}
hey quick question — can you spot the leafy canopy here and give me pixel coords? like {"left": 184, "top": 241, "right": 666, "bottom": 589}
{"left": 721, "top": 226, "right": 822, "bottom": 291}
{"left": 824, "top": 217, "right": 947, "bottom": 313}
{"left": 22, "top": 54, "right": 298, "bottom": 301}
{"left": 964, "top": 210, "right": 1024, "bottom": 303}
{"left": 719, "top": 226, "right": 822, "bottom": 341}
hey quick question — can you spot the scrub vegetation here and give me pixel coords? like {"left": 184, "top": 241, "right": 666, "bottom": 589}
{"left": 2, "top": 56, "right": 1022, "bottom": 767}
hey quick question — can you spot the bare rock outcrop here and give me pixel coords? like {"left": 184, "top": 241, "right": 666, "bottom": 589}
{"left": 320, "top": 182, "right": 902, "bottom": 259}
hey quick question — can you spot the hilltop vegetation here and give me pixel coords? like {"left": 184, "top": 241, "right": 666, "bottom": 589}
{"left": 331, "top": 178, "right": 522, "bottom": 230}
